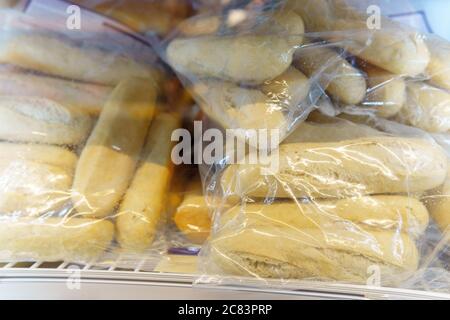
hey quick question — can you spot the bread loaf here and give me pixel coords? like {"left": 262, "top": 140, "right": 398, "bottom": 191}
{"left": 209, "top": 225, "right": 419, "bottom": 284}
{"left": 0, "top": 66, "right": 111, "bottom": 115}
{"left": 0, "top": 32, "right": 159, "bottom": 85}
{"left": 293, "top": 44, "right": 366, "bottom": 105}
{"left": 261, "top": 67, "right": 310, "bottom": 111}
{"left": 116, "top": 113, "right": 180, "bottom": 252}
{"left": 0, "top": 97, "right": 93, "bottom": 145}
{"left": 167, "top": 35, "right": 295, "bottom": 84}
{"left": 72, "top": 78, "right": 157, "bottom": 218}
{"left": 221, "top": 137, "right": 448, "bottom": 199}
{"left": 290, "top": 0, "right": 430, "bottom": 77}
{"left": 192, "top": 81, "right": 287, "bottom": 149}
{"left": 174, "top": 179, "right": 212, "bottom": 244}
{"left": 0, "top": 217, "right": 114, "bottom": 262}
{"left": 221, "top": 196, "right": 429, "bottom": 237}
{"left": 397, "top": 82, "right": 450, "bottom": 133}
{"left": 358, "top": 63, "right": 406, "bottom": 118}
{"left": 0, "top": 143, "right": 77, "bottom": 216}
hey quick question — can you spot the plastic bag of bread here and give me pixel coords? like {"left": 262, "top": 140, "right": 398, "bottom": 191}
{"left": 159, "top": 2, "right": 378, "bottom": 150}
{"left": 0, "top": 3, "right": 182, "bottom": 266}
{"left": 194, "top": 112, "right": 450, "bottom": 292}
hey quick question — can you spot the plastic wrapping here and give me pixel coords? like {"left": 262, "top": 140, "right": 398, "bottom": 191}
{"left": 181, "top": 0, "right": 450, "bottom": 294}
{"left": 0, "top": 2, "right": 184, "bottom": 266}
{"left": 160, "top": 5, "right": 355, "bottom": 150}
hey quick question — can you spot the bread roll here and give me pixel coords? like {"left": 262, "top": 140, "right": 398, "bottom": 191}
{"left": 293, "top": 45, "right": 366, "bottom": 105}
{"left": 192, "top": 81, "right": 287, "bottom": 149}
{"left": 397, "top": 82, "right": 450, "bottom": 133}
{"left": 221, "top": 196, "right": 429, "bottom": 237}
{"left": 221, "top": 137, "right": 448, "bottom": 199}
{"left": 209, "top": 225, "right": 419, "bottom": 284}
{"left": 173, "top": 179, "right": 212, "bottom": 244}
{"left": 167, "top": 35, "right": 295, "bottom": 84}
{"left": 359, "top": 63, "right": 406, "bottom": 118}
{"left": 426, "top": 37, "right": 450, "bottom": 91}
{"left": 261, "top": 67, "right": 310, "bottom": 111}
{"left": 0, "top": 66, "right": 112, "bottom": 115}
{"left": 178, "top": 10, "right": 304, "bottom": 42}
{"left": 72, "top": 78, "right": 157, "bottom": 218}
{"left": 0, "top": 218, "right": 114, "bottom": 262}
{"left": 290, "top": 0, "right": 430, "bottom": 77}
{"left": 0, "top": 32, "right": 158, "bottom": 85}
{"left": 0, "top": 97, "right": 93, "bottom": 145}
{"left": 116, "top": 113, "right": 180, "bottom": 252}
{"left": 258, "top": 11, "right": 305, "bottom": 46}
{"left": 0, "top": 143, "right": 77, "bottom": 216}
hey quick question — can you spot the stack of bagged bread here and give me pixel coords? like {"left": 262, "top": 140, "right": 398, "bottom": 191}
{"left": 165, "top": 0, "right": 450, "bottom": 284}
{"left": 0, "top": 8, "right": 182, "bottom": 263}
{"left": 200, "top": 116, "right": 446, "bottom": 284}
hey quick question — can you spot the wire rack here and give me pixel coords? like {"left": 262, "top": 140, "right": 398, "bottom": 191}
{"left": 1, "top": 258, "right": 450, "bottom": 300}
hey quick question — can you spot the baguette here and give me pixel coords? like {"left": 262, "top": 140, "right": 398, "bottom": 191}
{"left": 221, "top": 137, "right": 448, "bottom": 199}
{"left": 210, "top": 225, "right": 419, "bottom": 284}
{"left": 0, "top": 217, "right": 114, "bottom": 262}
{"left": 167, "top": 35, "right": 295, "bottom": 84}
{"left": 0, "top": 66, "right": 111, "bottom": 115}
{"left": 396, "top": 82, "right": 450, "bottom": 133}
{"left": 293, "top": 44, "right": 366, "bottom": 105}
{"left": 0, "top": 32, "right": 158, "bottom": 85}
{"left": 0, "top": 143, "right": 77, "bottom": 216}
{"left": 290, "top": 0, "right": 430, "bottom": 77}
{"left": 72, "top": 78, "right": 157, "bottom": 218}
{"left": 116, "top": 113, "right": 180, "bottom": 252}
{"left": 358, "top": 63, "right": 406, "bottom": 118}
{"left": 0, "top": 97, "right": 93, "bottom": 145}
{"left": 426, "top": 37, "right": 450, "bottom": 91}
{"left": 261, "top": 67, "right": 310, "bottom": 111}
{"left": 221, "top": 196, "right": 429, "bottom": 237}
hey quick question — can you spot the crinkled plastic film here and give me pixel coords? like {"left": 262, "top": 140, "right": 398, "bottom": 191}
{"left": 187, "top": 0, "right": 450, "bottom": 294}
{"left": 0, "top": 1, "right": 190, "bottom": 269}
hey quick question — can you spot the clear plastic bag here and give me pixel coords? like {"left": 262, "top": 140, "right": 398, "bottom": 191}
{"left": 0, "top": 3, "right": 181, "bottom": 266}
{"left": 197, "top": 114, "right": 450, "bottom": 291}
{"left": 159, "top": 4, "right": 364, "bottom": 150}
{"left": 186, "top": 0, "right": 450, "bottom": 294}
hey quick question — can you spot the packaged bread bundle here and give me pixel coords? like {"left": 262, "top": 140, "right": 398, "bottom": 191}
{"left": 284, "top": 0, "right": 450, "bottom": 135}
{"left": 0, "top": 4, "right": 180, "bottom": 264}
{"left": 196, "top": 114, "right": 450, "bottom": 288}
{"left": 162, "top": 4, "right": 369, "bottom": 150}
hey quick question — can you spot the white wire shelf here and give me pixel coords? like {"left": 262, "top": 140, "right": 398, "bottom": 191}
{"left": 1, "top": 259, "right": 449, "bottom": 300}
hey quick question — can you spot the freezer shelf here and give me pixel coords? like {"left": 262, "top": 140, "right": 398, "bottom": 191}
{"left": 1, "top": 260, "right": 450, "bottom": 300}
